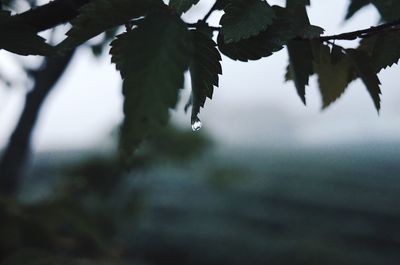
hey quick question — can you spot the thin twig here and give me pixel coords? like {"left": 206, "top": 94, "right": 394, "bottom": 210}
{"left": 319, "top": 19, "right": 400, "bottom": 41}
{"left": 202, "top": 0, "right": 220, "bottom": 22}
{"left": 186, "top": 22, "right": 220, "bottom": 31}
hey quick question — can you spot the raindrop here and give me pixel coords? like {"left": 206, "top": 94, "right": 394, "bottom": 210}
{"left": 191, "top": 116, "right": 202, "bottom": 132}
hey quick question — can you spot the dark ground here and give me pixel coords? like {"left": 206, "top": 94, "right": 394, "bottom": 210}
{"left": 6, "top": 141, "right": 397, "bottom": 265}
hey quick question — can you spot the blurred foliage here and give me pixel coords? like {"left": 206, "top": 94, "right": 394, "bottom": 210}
{"left": 62, "top": 125, "right": 211, "bottom": 197}
{"left": 2, "top": 131, "right": 400, "bottom": 265}
{"left": 0, "top": 197, "right": 120, "bottom": 264}
{"left": 0, "top": 124, "right": 211, "bottom": 264}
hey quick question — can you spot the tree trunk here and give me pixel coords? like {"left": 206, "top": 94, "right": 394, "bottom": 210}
{"left": 0, "top": 51, "right": 75, "bottom": 197}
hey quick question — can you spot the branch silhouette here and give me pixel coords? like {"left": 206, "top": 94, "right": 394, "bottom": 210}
{"left": 14, "top": 0, "right": 89, "bottom": 32}
{"left": 319, "top": 19, "right": 400, "bottom": 41}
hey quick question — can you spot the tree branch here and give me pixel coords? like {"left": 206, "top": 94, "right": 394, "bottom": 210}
{"left": 319, "top": 19, "right": 400, "bottom": 41}
{"left": 14, "top": 0, "right": 89, "bottom": 32}
{"left": 202, "top": 0, "right": 220, "bottom": 23}
{"left": 186, "top": 22, "right": 220, "bottom": 31}
{"left": 0, "top": 50, "right": 75, "bottom": 197}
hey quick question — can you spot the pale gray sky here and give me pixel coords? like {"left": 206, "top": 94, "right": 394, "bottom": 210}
{"left": 0, "top": 0, "right": 399, "bottom": 151}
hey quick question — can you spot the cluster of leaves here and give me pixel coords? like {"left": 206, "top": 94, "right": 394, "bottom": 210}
{"left": 1, "top": 0, "right": 400, "bottom": 157}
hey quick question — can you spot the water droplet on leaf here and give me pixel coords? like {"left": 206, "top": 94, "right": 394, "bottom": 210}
{"left": 191, "top": 117, "right": 202, "bottom": 132}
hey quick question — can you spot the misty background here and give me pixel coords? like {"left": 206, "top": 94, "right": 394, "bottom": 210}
{"left": 0, "top": 1, "right": 399, "bottom": 264}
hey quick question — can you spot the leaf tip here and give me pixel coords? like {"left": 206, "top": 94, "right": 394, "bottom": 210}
{"left": 299, "top": 94, "right": 307, "bottom": 105}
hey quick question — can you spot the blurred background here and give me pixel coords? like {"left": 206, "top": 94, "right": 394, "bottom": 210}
{"left": 0, "top": 0, "right": 399, "bottom": 264}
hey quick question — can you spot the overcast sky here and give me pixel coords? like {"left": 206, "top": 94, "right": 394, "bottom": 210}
{"left": 0, "top": 0, "right": 399, "bottom": 152}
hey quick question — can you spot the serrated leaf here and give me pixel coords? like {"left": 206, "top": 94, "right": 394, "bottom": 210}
{"left": 110, "top": 14, "right": 189, "bottom": 156}
{"left": 220, "top": 0, "right": 276, "bottom": 43}
{"left": 370, "top": 32, "right": 400, "bottom": 71}
{"left": 58, "top": 0, "right": 164, "bottom": 50}
{"left": 358, "top": 31, "right": 400, "bottom": 73}
{"left": 287, "top": 39, "right": 313, "bottom": 104}
{"left": 284, "top": 64, "right": 292, "bottom": 81}
{"left": 345, "top": 36, "right": 376, "bottom": 85}
{"left": 346, "top": 49, "right": 381, "bottom": 112}
{"left": 189, "top": 30, "right": 222, "bottom": 121}
{"left": 169, "top": 0, "right": 199, "bottom": 14}
{"left": 0, "top": 11, "right": 53, "bottom": 56}
{"left": 345, "top": 0, "right": 370, "bottom": 20}
{"left": 284, "top": 2, "right": 314, "bottom": 104}
{"left": 314, "top": 44, "right": 352, "bottom": 108}
{"left": 217, "top": 6, "right": 296, "bottom": 61}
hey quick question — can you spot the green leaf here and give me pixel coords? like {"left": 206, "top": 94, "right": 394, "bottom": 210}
{"left": 284, "top": 2, "right": 315, "bottom": 104}
{"left": 346, "top": 49, "right": 381, "bottom": 112}
{"left": 358, "top": 35, "right": 378, "bottom": 54}
{"left": 169, "top": 0, "right": 199, "bottom": 14}
{"left": 357, "top": 32, "right": 400, "bottom": 73}
{"left": 287, "top": 40, "right": 314, "bottom": 104}
{"left": 313, "top": 44, "right": 353, "bottom": 108}
{"left": 285, "top": 1, "right": 312, "bottom": 36}
{"left": 284, "top": 64, "right": 292, "bottom": 81}
{"left": 220, "top": 0, "right": 276, "bottom": 43}
{"left": 195, "top": 21, "right": 214, "bottom": 39}
{"left": 0, "top": 11, "right": 53, "bottom": 56}
{"left": 344, "top": 36, "right": 377, "bottom": 85}
{"left": 110, "top": 14, "right": 189, "bottom": 156}
{"left": 215, "top": 0, "right": 230, "bottom": 10}
{"left": 189, "top": 30, "right": 222, "bottom": 122}
{"left": 370, "top": 32, "right": 400, "bottom": 71}
{"left": 286, "top": 3, "right": 324, "bottom": 40}
{"left": 331, "top": 44, "right": 344, "bottom": 64}
{"left": 345, "top": 0, "right": 370, "bottom": 20}
{"left": 58, "top": 0, "right": 165, "bottom": 50}
{"left": 217, "top": 6, "right": 296, "bottom": 61}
